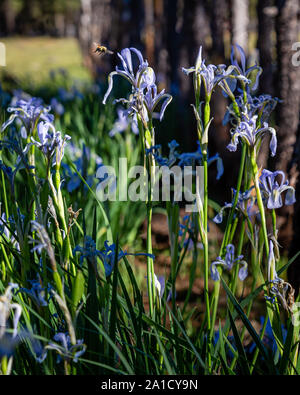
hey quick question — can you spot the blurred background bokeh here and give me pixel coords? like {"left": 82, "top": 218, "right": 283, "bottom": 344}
{"left": 0, "top": 0, "right": 299, "bottom": 287}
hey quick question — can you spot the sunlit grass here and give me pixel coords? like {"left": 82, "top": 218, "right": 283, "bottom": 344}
{"left": 0, "top": 36, "right": 91, "bottom": 86}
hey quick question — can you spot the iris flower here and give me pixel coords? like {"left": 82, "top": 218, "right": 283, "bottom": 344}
{"left": 213, "top": 187, "right": 256, "bottom": 224}
{"left": 223, "top": 93, "right": 280, "bottom": 126}
{"left": 210, "top": 244, "right": 248, "bottom": 281}
{"left": 73, "top": 237, "right": 155, "bottom": 277}
{"left": 182, "top": 46, "right": 248, "bottom": 97}
{"left": 108, "top": 107, "right": 139, "bottom": 137}
{"left": 1, "top": 97, "right": 54, "bottom": 137}
{"left": 45, "top": 332, "right": 86, "bottom": 363}
{"left": 259, "top": 169, "right": 296, "bottom": 209}
{"left": 31, "top": 121, "right": 71, "bottom": 165}
{"left": 227, "top": 114, "right": 277, "bottom": 157}
{"left": 0, "top": 283, "right": 22, "bottom": 340}
{"left": 230, "top": 44, "right": 262, "bottom": 92}
{"left": 18, "top": 277, "right": 48, "bottom": 308}
{"left": 103, "top": 47, "right": 172, "bottom": 122}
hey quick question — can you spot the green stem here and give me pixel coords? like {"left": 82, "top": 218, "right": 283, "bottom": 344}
{"left": 202, "top": 97, "right": 212, "bottom": 371}
{"left": 210, "top": 143, "right": 247, "bottom": 336}
{"left": 250, "top": 149, "right": 269, "bottom": 257}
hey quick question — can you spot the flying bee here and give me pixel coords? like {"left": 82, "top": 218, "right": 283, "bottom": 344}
{"left": 92, "top": 42, "right": 114, "bottom": 56}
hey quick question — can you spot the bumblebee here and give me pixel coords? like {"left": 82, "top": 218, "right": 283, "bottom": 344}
{"left": 92, "top": 42, "right": 114, "bottom": 56}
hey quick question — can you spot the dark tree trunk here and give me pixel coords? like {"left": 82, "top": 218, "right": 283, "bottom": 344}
{"left": 17, "top": 0, "right": 35, "bottom": 34}
{"left": 78, "top": 0, "right": 145, "bottom": 80}
{"left": 289, "top": 121, "right": 300, "bottom": 295}
{"left": 274, "top": 0, "right": 300, "bottom": 251}
{"left": 257, "top": 0, "right": 276, "bottom": 169}
{"left": 78, "top": 0, "right": 114, "bottom": 79}
{"left": 210, "top": 0, "right": 227, "bottom": 61}
{"left": 1, "top": 0, "right": 15, "bottom": 34}
{"left": 144, "top": 0, "right": 155, "bottom": 66}
{"left": 257, "top": 0, "right": 275, "bottom": 95}
{"left": 154, "top": 0, "right": 168, "bottom": 88}
{"left": 209, "top": 0, "right": 235, "bottom": 204}
{"left": 165, "top": 0, "right": 180, "bottom": 94}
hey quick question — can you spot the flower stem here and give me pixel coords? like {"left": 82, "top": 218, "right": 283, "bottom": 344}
{"left": 202, "top": 96, "right": 212, "bottom": 371}
{"left": 250, "top": 149, "right": 269, "bottom": 257}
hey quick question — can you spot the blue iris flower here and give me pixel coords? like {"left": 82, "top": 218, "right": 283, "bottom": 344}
{"left": 32, "top": 121, "right": 71, "bottom": 165}
{"left": 146, "top": 140, "right": 224, "bottom": 180}
{"left": 210, "top": 244, "right": 248, "bottom": 282}
{"left": 45, "top": 332, "right": 86, "bottom": 364}
{"left": 73, "top": 237, "right": 155, "bottom": 277}
{"left": 213, "top": 187, "right": 256, "bottom": 224}
{"left": 103, "top": 47, "right": 172, "bottom": 122}
{"left": 18, "top": 276, "right": 48, "bottom": 308}
{"left": 227, "top": 114, "right": 277, "bottom": 157}
{"left": 259, "top": 169, "right": 296, "bottom": 210}
{"left": 1, "top": 96, "right": 54, "bottom": 136}
{"left": 229, "top": 44, "right": 262, "bottom": 92}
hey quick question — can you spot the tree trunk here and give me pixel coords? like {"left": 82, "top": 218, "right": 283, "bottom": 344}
{"left": 276, "top": 0, "right": 300, "bottom": 292}
{"left": 209, "top": 0, "right": 236, "bottom": 204}
{"left": 275, "top": 0, "right": 300, "bottom": 175}
{"left": 274, "top": 0, "right": 300, "bottom": 251}
{"left": 1, "top": 0, "right": 15, "bottom": 34}
{"left": 78, "top": 0, "right": 114, "bottom": 79}
{"left": 257, "top": 0, "right": 275, "bottom": 95}
{"left": 289, "top": 122, "right": 300, "bottom": 295}
{"left": 257, "top": 0, "right": 276, "bottom": 169}
{"left": 231, "top": 0, "right": 249, "bottom": 53}
{"left": 144, "top": 0, "right": 155, "bottom": 66}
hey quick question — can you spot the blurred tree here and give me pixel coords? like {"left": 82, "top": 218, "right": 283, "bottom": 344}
{"left": 257, "top": 0, "right": 275, "bottom": 95}
{"left": 0, "top": 0, "right": 16, "bottom": 34}
{"left": 274, "top": 0, "right": 300, "bottom": 252}
{"left": 274, "top": 0, "right": 300, "bottom": 290}
{"left": 289, "top": 121, "right": 300, "bottom": 295}
{"left": 209, "top": 0, "right": 237, "bottom": 204}
{"left": 78, "top": 0, "right": 113, "bottom": 77}
{"left": 256, "top": 0, "right": 276, "bottom": 169}
{"left": 231, "top": 0, "right": 249, "bottom": 53}
{"left": 275, "top": 0, "right": 300, "bottom": 176}
{"left": 78, "top": 0, "right": 145, "bottom": 80}
{"left": 144, "top": 0, "right": 155, "bottom": 65}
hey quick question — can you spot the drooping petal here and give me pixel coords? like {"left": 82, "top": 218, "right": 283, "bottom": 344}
{"left": 284, "top": 186, "right": 296, "bottom": 206}
{"left": 213, "top": 203, "right": 232, "bottom": 224}
{"left": 227, "top": 132, "right": 240, "bottom": 152}
{"left": 158, "top": 94, "right": 173, "bottom": 121}
{"left": 210, "top": 261, "right": 221, "bottom": 281}
{"left": 246, "top": 65, "right": 262, "bottom": 91}
{"left": 269, "top": 128, "right": 277, "bottom": 157}
{"left": 1, "top": 114, "right": 18, "bottom": 132}
{"left": 208, "top": 154, "right": 224, "bottom": 180}
{"left": 182, "top": 66, "right": 196, "bottom": 75}
{"left": 129, "top": 47, "right": 145, "bottom": 67}
{"left": 238, "top": 261, "right": 248, "bottom": 281}
{"left": 267, "top": 190, "right": 283, "bottom": 209}
{"left": 103, "top": 71, "right": 132, "bottom": 104}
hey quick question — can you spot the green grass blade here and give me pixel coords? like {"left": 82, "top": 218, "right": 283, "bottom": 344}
{"left": 228, "top": 309, "right": 250, "bottom": 375}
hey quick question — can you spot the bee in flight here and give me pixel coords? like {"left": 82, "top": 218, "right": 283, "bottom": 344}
{"left": 92, "top": 42, "right": 114, "bottom": 56}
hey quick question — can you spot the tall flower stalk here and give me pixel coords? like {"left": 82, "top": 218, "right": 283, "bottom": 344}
{"left": 102, "top": 47, "right": 172, "bottom": 316}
